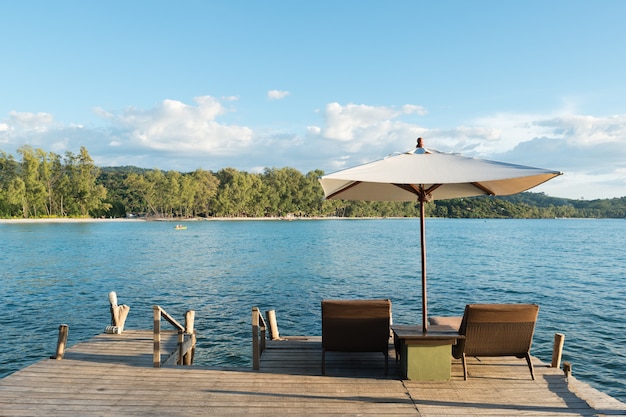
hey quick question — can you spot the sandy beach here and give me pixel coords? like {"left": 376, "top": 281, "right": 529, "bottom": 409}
{"left": 0, "top": 216, "right": 341, "bottom": 223}
{"left": 0, "top": 218, "right": 145, "bottom": 224}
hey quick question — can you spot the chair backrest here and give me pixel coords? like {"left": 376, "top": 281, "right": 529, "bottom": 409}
{"left": 455, "top": 304, "right": 539, "bottom": 358}
{"left": 321, "top": 299, "right": 391, "bottom": 352}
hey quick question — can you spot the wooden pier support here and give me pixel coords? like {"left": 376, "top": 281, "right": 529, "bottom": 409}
{"left": 183, "top": 310, "right": 196, "bottom": 366}
{"left": 266, "top": 309, "right": 281, "bottom": 340}
{"left": 252, "top": 307, "right": 267, "bottom": 370}
{"left": 153, "top": 306, "right": 162, "bottom": 368}
{"left": 551, "top": 333, "right": 565, "bottom": 368}
{"left": 563, "top": 361, "right": 572, "bottom": 378}
{"left": 53, "top": 324, "right": 69, "bottom": 360}
{"left": 108, "top": 291, "right": 130, "bottom": 333}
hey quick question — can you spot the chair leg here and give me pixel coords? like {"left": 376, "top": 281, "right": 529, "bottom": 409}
{"left": 393, "top": 336, "right": 400, "bottom": 362}
{"left": 322, "top": 350, "right": 326, "bottom": 375}
{"left": 384, "top": 351, "right": 388, "bottom": 376}
{"left": 462, "top": 353, "right": 468, "bottom": 380}
{"left": 525, "top": 353, "right": 535, "bottom": 380}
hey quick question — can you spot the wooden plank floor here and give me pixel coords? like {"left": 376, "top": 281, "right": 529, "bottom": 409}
{"left": 1, "top": 332, "right": 625, "bottom": 416}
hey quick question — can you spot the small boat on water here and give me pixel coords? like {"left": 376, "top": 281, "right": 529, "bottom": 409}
{"left": 175, "top": 225, "right": 187, "bottom": 230}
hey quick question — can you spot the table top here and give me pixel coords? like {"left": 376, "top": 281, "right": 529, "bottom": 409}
{"left": 391, "top": 324, "right": 464, "bottom": 340}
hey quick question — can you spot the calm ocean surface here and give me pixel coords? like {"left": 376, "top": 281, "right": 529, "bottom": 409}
{"left": 1, "top": 218, "right": 625, "bottom": 402}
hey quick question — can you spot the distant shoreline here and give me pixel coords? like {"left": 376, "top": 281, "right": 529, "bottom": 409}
{"left": 0, "top": 218, "right": 145, "bottom": 224}
{"left": 0, "top": 216, "right": 355, "bottom": 223}
{"left": 0, "top": 216, "right": 603, "bottom": 224}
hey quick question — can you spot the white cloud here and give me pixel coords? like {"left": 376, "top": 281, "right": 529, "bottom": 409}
{"left": 320, "top": 102, "right": 428, "bottom": 153}
{"left": 5, "top": 111, "right": 57, "bottom": 133}
{"left": 401, "top": 104, "right": 428, "bottom": 116}
{"left": 2, "top": 98, "right": 625, "bottom": 199}
{"left": 307, "top": 103, "right": 626, "bottom": 198}
{"left": 534, "top": 114, "right": 626, "bottom": 147}
{"left": 306, "top": 125, "right": 321, "bottom": 136}
{"left": 413, "top": 111, "right": 626, "bottom": 165}
{"left": 267, "top": 90, "right": 290, "bottom": 100}
{"left": 104, "top": 96, "right": 253, "bottom": 155}
{"left": 538, "top": 169, "right": 626, "bottom": 201}
{"left": 454, "top": 112, "right": 549, "bottom": 155}
{"left": 455, "top": 113, "right": 626, "bottom": 200}
{"left": 0, "top": 111, "right": 69, "bottom": 150}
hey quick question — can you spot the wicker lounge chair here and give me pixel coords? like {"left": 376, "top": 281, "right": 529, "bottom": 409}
{"left": 430, "top": 303, "right": 539, "bottom": 380}
{"left": 321, "top": 299, "right": 391, "bottom": 375}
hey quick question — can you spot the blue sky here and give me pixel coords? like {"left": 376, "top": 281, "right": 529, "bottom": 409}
{"left": 1, "top": 1, "right": 625, "bottom": 200}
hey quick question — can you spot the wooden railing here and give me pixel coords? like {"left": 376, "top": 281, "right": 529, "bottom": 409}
{"left": 251, "top": 307, "right": 268, "bottom": 370}
{"left": 153, "top": 305, "right": 196, "bottom": 368}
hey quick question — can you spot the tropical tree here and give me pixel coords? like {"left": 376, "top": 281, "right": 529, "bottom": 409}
{"left": 213, "top": 168, "right": 266, "bottom": 216}
{"left": 125, "top": 171, "right": 159, "bottom": 216}
{"left": 17, "top": 146, "right": 47, "bottom": 218}
{"left": 262, "top": 167, "right": 306, "bottom": 216}
{"left": 34, "top": 149, "right": 65, "bottom": 216}
{"left": 4, "top": 177, "right": 26, "bottom": 217}
{"left": 300, "top": 169, "right": 326, "bottom": 216}
{"left": 2, "top": 145, "right": 626, "bottom": 219}
{"left": 63, "top": 147, "right": 110, "bottom": 216}
{"left": 190, "top": 169, "right": 219, "bottom": 217}
{"left": 0, "top": 151, "right": 20, "bottom": 216}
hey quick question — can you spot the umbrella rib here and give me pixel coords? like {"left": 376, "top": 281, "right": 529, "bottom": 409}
{"left": 393, "top": 183, "right": 421, "bottom": 197}
{"left": 326, "top": 181, "right": 362, "bottom": 199}
{"left": 471, "top": 182, "right": 495, "bottom": 196}
{"left": 423, "top": 184, "right": 442, "bottom": 197}
{"left": 403, "top": 184, "right": 442, "bottom": 201}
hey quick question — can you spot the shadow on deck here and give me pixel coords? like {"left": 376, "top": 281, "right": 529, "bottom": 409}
{"left": 260, "top": 336, "right": 400, "bottom": 378}
{"left": 259, "top": 335, "right": 551, "bottom": 382}
{"left": 2, "top": 330, "right": 626, "bottom": 416}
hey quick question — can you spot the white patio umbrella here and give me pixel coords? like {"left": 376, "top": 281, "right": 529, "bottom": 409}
{"left": 318, "top": 139, "right": 562, "bottom": 332}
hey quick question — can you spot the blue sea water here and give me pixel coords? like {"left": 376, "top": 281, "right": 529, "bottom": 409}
{"left": 1, "top": 218, "right": 625, "bottom": 402}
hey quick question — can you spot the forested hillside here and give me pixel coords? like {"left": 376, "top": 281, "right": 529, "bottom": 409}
{"left": 2, "top": 146, "right": 625, "bottom": 219}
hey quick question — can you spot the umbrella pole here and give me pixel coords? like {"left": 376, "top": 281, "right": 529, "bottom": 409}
{"left": 420, "top": 198, "right": 427, "bottom": 333}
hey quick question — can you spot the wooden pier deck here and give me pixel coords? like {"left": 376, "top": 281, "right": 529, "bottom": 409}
{"left": 1, "top": 331, "right": 625, "bottom": 416}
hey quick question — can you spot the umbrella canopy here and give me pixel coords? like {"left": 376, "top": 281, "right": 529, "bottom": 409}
{"left": 319, "top": 139, "right": 562, "bottom": 332}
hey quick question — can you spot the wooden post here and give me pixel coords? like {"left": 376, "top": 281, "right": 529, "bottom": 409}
{"left": 153, "top": 306, "right": 161, "bottom": 368}
{"left": 563, "top": 361, "right": 572, "bottom": 378}
{"left": 111, "top": 305, "right": 131, "bottom": 331}
{"left": 551, "top": 333, "right": 565, "bottom": 368}
{"left": 183, "top": 310, "right": 195, "bottom": 366}
{"left": 177, "top": 330, "right": 185, "bottom": 365}
{"left": 109, "top": 291, "right": 118, "bottom": 325}
{"left": 53, "top": 324, "right": 69, "bottom": 360}
{"left": 108, "top": 291, "right": 130, "bottom": 332}
{"left": 266, "top": 309, "right": 280, "bottom": 340}
{"left": 252, "top": 307, "right": 260, "bottom": 370}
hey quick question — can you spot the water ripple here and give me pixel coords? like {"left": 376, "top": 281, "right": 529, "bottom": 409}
{"left": 1, "top": 218, "right": 625, "bottom": 403}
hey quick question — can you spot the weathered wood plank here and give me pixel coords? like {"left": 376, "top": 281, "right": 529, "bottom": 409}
{"left": 1, "top": 331, "right": 625, "bottom": 416}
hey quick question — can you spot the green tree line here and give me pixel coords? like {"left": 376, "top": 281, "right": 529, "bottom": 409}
{"left": 1, "top": 146, "right": 109, "bottom": 218}
{"left": 1, "top": 146, "right": 625, "bottom": 219}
